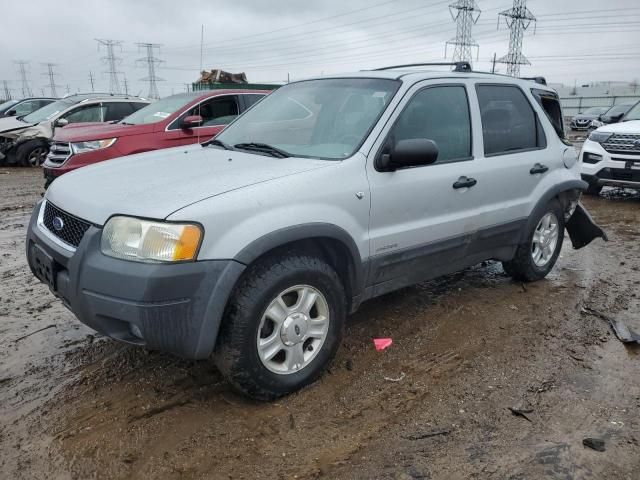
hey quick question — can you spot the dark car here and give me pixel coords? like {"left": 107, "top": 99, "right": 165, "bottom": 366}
{"left": 0, "top": 97, "right": 57, "bottom": 118}
{"left": 570, "top": 106, "right": 608, "bottom": 131}
{"left": 598, "top": 103, "right": 635, "bottom": 125}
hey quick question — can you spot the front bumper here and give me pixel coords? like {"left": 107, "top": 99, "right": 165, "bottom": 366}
{"left": 580, "top": 139, "right": 640, "bottom": 190}
{"left": 26, "top": 201, "right": 245, "bottom": 359}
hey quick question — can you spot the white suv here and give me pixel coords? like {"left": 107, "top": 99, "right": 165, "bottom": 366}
{"left": 26, "top": 63, "right": 606, "bottom": 400}
{"left": 580, "top": 100, "right": 640, "bottom": 194}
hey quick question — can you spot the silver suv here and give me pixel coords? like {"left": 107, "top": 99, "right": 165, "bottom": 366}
{"left": 26, "top": 63, "right": 606, "bottom": 400}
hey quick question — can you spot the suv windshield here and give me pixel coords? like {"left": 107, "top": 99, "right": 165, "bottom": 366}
{"left": 22, "top": 98, "right": 75, "bottom": 123}
{"left": 623, "top": 101, "right": 640, "bottom": 121}
{"left": 215, "top": 78, "right": 400, "bottom": 160}
{"left": 122, "top": 96, "right": 192, "bottom": 125}
{"left": 605, "top": 104, "right": 632, "bottom": 116}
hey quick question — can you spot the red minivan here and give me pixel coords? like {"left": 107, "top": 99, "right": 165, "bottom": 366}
{"left": 43, "top": 89, "right": 272, "bottom": 187}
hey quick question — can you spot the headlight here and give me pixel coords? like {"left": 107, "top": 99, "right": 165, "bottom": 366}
{"left": 101, "top": 216, "right": 203, "bottom": 263}
{"left": 71, "top": 138, "right": 117, "bottom": 154}
{"left": 588, "top": 131, "right": 611, "bottom": 143}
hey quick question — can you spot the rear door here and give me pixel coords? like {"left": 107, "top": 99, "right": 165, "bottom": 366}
{"left": 468, "top": 83, "right": 555, "bottom": 236}
{"left": 162, "top": 95, "right": 240, "bottom": 147}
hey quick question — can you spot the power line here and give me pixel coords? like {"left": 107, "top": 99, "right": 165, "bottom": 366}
{"left": 14, "top": 61, "right": 33, "bottom": 97}
{"left": 2, "top": 80, "right": 12, "bottom": 100}
{"left": 136, "top": 42, "right": 164, "bottom": 99}
{"left": 446, "top": 1, "right": 482, "bottom": 65}
{"left": 42, "top": 63, "right": 61, "bottom": 97}
{"left": 497, "top": 0, "right": 536, "bottom": 77}
{"left": 96, "top": 39, "right": 123, "bottom": 94}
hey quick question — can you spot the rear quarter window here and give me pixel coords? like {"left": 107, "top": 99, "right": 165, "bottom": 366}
{"left": 531, "top": 88, "right": 566, "bottom": 140}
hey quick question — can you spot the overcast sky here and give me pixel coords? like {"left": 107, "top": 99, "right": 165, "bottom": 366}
{"left": 1, "top": 0, "right": 638, "bottom": 98}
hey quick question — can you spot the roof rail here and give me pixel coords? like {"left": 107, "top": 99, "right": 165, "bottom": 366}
{"left": 519, "top": 76, "right": 547, "bottom": 85}
{"left": 373, "top": 61, "right": 472, "bottom": 72}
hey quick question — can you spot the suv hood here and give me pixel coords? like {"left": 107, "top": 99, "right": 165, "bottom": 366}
{"left": 54, "top": 122, "right": 155, "bottom": 142}
{"left": 46, "top": 145, "right": 334, "bottom": 225}
{"left": 595, "top": 119, "right": 640, "bottom": 134}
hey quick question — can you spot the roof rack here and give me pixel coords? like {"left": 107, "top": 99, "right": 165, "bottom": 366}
{"left": 373, "top": 61, "right": 472, "bottom": 72}
{"left": 519, "top": 76, "right": 547, "bottom": 85}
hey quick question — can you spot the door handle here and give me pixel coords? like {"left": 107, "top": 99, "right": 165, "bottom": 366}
{"left": 453, "top": 176, "right": 477, "bottom": 189}
{"left": 530, "top": 163, "right": 549, "bottom": 175}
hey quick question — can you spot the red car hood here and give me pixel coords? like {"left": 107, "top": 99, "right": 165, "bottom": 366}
{"left": 54, "top": 122, "right": 156, "bottom": 142}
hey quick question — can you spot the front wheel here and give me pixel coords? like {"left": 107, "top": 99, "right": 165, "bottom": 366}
{"left": 214, "top": 252, "right": 346, "bottom": 400}
{"left": 17, "top": 140, "right": 49, "bottom": 167}
{"left": 585, "top": 183, "right": 602, "bottom": 195}
{"left": 503, "top": 199, "right": 565, "bottom": 282}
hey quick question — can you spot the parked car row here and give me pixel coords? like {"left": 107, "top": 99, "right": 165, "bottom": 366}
{"left": 43, "top": 89, "right": 270, "bottom": 187}
{"left": 0, "top": 94, "right": 149, "bottom": 167}
{"left": 0, "top": 97, "right": 57, "bottom": 118}
{"left": 570, "top": 102, "right": 636, "bottom": 131}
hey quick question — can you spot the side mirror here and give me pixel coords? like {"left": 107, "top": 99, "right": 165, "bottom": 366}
{"left": 6, "top": 109, "right": 16, "bottom": 116}
{"left": 181, "top": 115, "right": 203, "bottom": 129}
{"left": 377, "top": 139, "right": 439, "bottom": 171}
{"left": 54, "top": 118, "right": 69, "bottom": 128}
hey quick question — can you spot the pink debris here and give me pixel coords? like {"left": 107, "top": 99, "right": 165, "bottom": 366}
{"left": 373, "top": 338, "right": 393, "bottom": 351}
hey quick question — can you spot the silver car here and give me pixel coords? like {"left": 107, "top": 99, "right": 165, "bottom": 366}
{"left": 26, "top": 63, "right": 606, "bottom": 400}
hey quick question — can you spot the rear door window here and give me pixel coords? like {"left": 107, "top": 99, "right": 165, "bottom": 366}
{"left": 476, "top": 84, "right": 546, "bottom": 156}
{"left": 170, "top": 95, "right": 240, "bottom": 128}
{"left": 104, "top": 102, "right": 134, "bottom": 122}
{"left": 241, "top": 94, "right": 265, "bottom": 110}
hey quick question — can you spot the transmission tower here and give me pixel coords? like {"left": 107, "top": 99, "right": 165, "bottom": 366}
{"left": 445, "top": 1, "right": 481, "bottom": 66}
{"left": 96, "top": 39, "right": 123, "bottom": 94}
{"left": 136, "top": 43, "right": 164, "bottom": 99}
{"left": 497, "top": 0, "right": 536, "bottom": 77}
{"left": 42, "top": 63, "right": 61, "bottom": 97}
{"left": 14, "top": 61, "right": 33, "bottom": 97}
{"left": 2, "top": 80, "right": 11, "bottom": 100}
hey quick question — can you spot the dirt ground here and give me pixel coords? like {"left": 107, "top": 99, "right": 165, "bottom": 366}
{"left": 1, "top": 167, "right": 639, "bottom": 480}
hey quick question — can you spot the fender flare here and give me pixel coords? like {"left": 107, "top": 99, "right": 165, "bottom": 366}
{"left": 518, "top": 179, "right": 587, "bottom": 243}
{"left": 235, "top": 222, "right": 366, "bottom": 298}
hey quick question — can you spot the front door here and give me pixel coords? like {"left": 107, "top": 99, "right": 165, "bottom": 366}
{"left": 366, "top": 81, "right": 482, "bottom": 295}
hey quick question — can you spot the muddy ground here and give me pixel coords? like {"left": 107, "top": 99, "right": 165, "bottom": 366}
{"left": 1, "top": 167, "right": 639, "bottom": 480}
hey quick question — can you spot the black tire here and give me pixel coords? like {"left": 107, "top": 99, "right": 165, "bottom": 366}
{"left": 585, "top": 183, "right": 602, "bottom": 195}
{"left": 214, "top": 252, "right": 346, "bottom": 401}
{"left": 16, "top": 140, "right": 49, "bottom": 167}
{"left": 502, "top": 199, "right": 565, "bottom": 282}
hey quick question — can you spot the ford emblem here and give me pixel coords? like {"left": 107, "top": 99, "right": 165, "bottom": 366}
{"left": 52, "top": 216, "right": 64, "bottom": 231}
{"left": 634, "top": 139, "right": 640, "bottom": 148}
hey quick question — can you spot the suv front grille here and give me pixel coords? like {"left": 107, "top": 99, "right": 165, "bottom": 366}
{"left": 46, "top": 142, "right": 72, "bottom": 165}
{"left": 43, "top": 202, "right": 91, "bottom": 247}
{"left": 601, "top": 133, "right": 640, "bottom": 155}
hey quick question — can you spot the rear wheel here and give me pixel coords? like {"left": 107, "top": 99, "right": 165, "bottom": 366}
{"left": 214, "top": 252, "right": 346, "bottom": 400}
{"left": 17, "top": 140, "right": 49, "bottom": 167}
{"left": 503, "top": 199, "right": 565, "bottom": 282}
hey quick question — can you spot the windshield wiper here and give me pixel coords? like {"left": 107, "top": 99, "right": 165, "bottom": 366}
{"left": 202, "top": 138, "right": 233, "bottom": 150}
{"left": 233, "top": 142, "right": 289, "bottom": 158}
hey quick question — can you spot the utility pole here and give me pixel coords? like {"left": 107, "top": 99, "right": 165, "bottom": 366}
{"left": 445, "top": 0, "right": 481, "bottom": 66}
{"left": 42, "top": 63, "right": 60, "bottom": 97}
{"left": 136, "top": 42, "right": 164, "bottom": 99}
{"left": 96, "top": 39, "right": 123, "bottom": 94}
{"left": 88, "top": 71, "right": 95, "bottom": 92}
{"left": 66, "top": 84, "right": 71, "bottom": 95}
{"left": 491, "top": 52, "right": 497, "bottom": 73}
{"left": 497, "top": 0, "right": 536, "bottom": 77}
{"left": 2, "top": 80, "right": 11, "bottom": 100}
{"left": 14, "top": 61, "right": 33, "bottom": 97}
{"left": 123, "top": 75, "right": 129, "bottom": 95}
